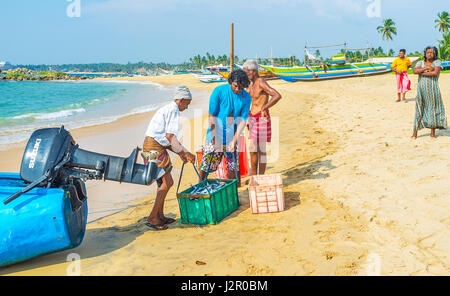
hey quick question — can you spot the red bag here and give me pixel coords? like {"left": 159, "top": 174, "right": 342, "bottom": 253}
{"left": 239, "top": 135, "right": 249, "bottom": 177}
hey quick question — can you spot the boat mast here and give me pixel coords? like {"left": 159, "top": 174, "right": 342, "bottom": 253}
{"left": 304, "top": 44, "right": 307, "bottom": 66}
{"left": 230, "top": 23, "right": 234, "bottom": 72}
{"left": 270, "top": 47, "right": 273, "bottom": 66}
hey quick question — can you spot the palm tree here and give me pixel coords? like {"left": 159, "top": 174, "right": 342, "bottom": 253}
{"left": 377, "top": 18, "right": 397, "bottom": 55}
{"left": 435, "top": 11, "right": 450, "bottom": 35}
{"left": 437, "top": 32, "right": 450, "bottom": 60}
{"left": 314, "top": 50, "right": 321, "bottom": 60}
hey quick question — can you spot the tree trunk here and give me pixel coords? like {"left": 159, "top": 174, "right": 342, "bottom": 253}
{"left": 386, "top": 40, "right": 388, "bottom": 56}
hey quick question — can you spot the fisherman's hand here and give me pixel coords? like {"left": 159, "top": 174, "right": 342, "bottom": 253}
{"left": 261, "top": 110, "right": 267, "bottom": 117}
{"left": 179, "top": 151, "right": 188, "bottom": 163}
{"left": 186, "top": 152, "right": 196, "bottom": 164}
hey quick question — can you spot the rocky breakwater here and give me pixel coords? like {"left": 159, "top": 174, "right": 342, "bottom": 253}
{"left": 0, "top": 68, "right": 94, "bottom": 81}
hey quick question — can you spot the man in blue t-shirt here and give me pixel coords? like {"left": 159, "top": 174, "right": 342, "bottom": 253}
{"left": 198, "top": 69, "right": 251, "bottom": 184}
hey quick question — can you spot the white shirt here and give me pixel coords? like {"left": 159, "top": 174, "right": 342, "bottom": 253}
{"left": 145, "top": 101, "right": 180, "bottom": 146}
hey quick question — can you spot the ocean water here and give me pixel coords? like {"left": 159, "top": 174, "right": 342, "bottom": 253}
{"left": 0, "top": 79, "right": 178, "bottom": 149}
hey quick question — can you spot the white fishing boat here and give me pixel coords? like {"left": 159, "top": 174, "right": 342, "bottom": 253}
{"left": 190, "top": 72, "right": 226, "bottom": 83}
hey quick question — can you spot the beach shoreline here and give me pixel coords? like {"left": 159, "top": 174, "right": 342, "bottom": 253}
{"left": 0, "top": 75, "right": 213, "bottom": 223}
{"left": 1, "top": 73, "right": 449, "bottom": 275}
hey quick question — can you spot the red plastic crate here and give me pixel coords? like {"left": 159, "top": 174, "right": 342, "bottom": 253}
{"left": 248, "top": 174, "right": 284, "bottom": 214}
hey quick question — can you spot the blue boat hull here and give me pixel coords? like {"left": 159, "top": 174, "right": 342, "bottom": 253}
{"left": 441, "top": 61, "right": 450, "bottom": 70}
{"left": 0, "top": 173, "right": 88, "bottom": 267}
{"left": 261, "top": 64, "right": 391, "bottom": 82}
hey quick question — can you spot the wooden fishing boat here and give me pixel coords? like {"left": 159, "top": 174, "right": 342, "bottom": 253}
{"left": 441, "top": 61, "right": 450, "bottom": 70}
{"left": 218, "top": 64, "right": 277, "bottom": 80}
{"left": 198, "top": 76, "right": 227, "bottom": 83}
{"left": 191, "top": 73, "right": 227, "bottom": 83}
{"left": 261, "top": 62, "right": 391, "bottom": 82}
{"left": 261, "top": 44, "right": 391, "bottom": 82}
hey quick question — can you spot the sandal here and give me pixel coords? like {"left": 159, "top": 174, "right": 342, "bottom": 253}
{"left": 164, "top": 217, "right": 176, "bottom": 224}
{"left": 145, "top": 222, "right": 168, "bottom": 230}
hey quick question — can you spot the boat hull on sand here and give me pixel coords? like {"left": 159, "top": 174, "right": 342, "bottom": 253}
{"left": 261, "top": 63, "right": 391, "bottom": 82}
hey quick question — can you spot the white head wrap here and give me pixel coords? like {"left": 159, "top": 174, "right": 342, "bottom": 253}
{"left": 174, "top": 85, "right": 192, "bottom": 100}
{"left": 243, "top": 59, "right": 258, "bottom": 71}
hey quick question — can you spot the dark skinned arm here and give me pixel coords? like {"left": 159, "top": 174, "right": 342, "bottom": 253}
{"left": 259, "top": 79, "right": 282, "bottom": 115}
{"left": 166, "top": 133, "right": 195, "bottom": 163}
{"left": 413, "top": 66, "right": 428, "bottom": 75}
{"left": 208, "top": 113, "right": 221, "bottom": 149}
{"left": 421, "top": 66, "right": 441, "bottom": 77}
{"left": 228, "top": 120, "right": 247, "bottom": 152}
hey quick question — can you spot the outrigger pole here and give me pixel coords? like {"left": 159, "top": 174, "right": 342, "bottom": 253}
{"left": 304, "top": 42, "right": 347, "bottom": 65}
{"left": 305, "top": 42, "right": 346, "bottom": 49}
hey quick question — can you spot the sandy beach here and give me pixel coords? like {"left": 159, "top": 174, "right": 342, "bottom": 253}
{"left": 1, "top": 73, "right": 449, "bottom": 276}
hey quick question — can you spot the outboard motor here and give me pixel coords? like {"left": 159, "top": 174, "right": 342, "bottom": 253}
{"left": 0, "top": 126, "right": 164, "bottom": 267}
{"left": 3, "top": 125, "right": 164, "bottom": 206}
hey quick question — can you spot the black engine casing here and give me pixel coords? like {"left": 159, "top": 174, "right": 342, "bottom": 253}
{"left": 20, "top": 127, "right": 73, "bottom": 185}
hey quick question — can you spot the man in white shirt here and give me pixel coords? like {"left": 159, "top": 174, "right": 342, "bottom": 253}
{"left": 143, "top": 85, "right": 195, "bottom": 230}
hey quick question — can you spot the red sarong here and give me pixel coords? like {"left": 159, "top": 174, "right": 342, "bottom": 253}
{"left": 247, "top": 110, "right": 272, "bottom": 143}
{"left": 396, "top": 71, "right": 411, "bottom": 94}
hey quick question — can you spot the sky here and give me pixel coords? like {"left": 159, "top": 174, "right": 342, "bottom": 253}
{"left": 1, "top": 0, "right": 448, "bottom": 65}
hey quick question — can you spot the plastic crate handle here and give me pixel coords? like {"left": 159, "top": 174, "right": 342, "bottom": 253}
{"left": 176, "top": 162, "right": 211, "bottom": 195}
{"left": 176, "top": 147, "right": 239, "bottom": 195}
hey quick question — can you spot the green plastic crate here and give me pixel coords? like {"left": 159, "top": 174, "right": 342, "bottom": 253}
{"left": 176, "top": 178, "right": 239, "bottom": 225}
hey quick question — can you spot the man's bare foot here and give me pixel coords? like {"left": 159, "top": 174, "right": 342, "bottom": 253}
{"left": 412, "top": 131, "right": 418, "bottom": 139}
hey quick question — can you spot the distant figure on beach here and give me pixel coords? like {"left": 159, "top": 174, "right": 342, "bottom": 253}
{"left": 243, "top": 60, "right": 282, "bottom": 176}
{"left": 412, "top": 46, "right": 447, "bottom": 139}
{"left": 142, "top": 86, "right": 196, "bottom": 230}
{"left": 391, "top": 49, "right": 412, "bottom": 102}
{"left": 198, "top": 69, "right": 251, "bottom": 187}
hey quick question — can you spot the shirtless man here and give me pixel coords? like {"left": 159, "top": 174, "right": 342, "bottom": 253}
{"left": 243, "top": 60, "right": 282, "bottom": 175}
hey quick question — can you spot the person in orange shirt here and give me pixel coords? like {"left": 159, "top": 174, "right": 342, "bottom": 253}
{"left": 391, "top": 49, "right": 412, "bottom": 102}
